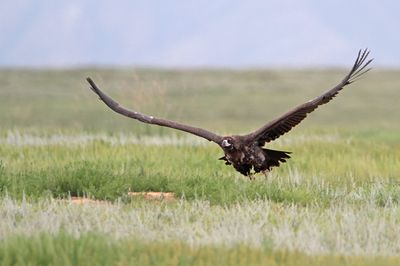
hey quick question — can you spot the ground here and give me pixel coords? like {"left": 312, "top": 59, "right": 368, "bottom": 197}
{"left": 0, "top": 69, "right": 399, "bottom": 265}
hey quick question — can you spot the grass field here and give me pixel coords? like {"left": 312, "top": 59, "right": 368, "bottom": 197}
{"left": 0, "top": 68, "right": 399, "bottom": 265}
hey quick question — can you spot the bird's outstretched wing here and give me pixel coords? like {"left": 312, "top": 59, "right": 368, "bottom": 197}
{"left": 86, "top": 78, "right": 223, "bottom": 143}
{"left": 244, "top": 49, "right": 373, "bottom": 146}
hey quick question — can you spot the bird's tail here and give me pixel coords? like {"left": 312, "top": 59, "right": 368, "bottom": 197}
{"left": 262, "top": 148, "right": 291, "bottom": 170}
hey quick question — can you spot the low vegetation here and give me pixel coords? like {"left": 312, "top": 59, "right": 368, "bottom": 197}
{"left": 0, "top": 69, "right": 399, "bottom": 265}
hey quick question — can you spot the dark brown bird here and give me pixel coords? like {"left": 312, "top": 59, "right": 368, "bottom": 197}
{"left": 86, "top": 49, "right": 372, "bottom": 179}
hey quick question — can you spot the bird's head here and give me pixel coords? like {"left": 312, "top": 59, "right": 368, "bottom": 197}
{"left": 221, "top": 137, "right": 235, "bottom": 151}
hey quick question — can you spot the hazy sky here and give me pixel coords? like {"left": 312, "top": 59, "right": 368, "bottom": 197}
{"left": 1, "top": 0, "right": 399, "bottom": 68}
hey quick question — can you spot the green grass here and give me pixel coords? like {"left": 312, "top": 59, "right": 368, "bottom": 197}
{"left": 1, "top": 233, "right": 399, "bottom": 266}
{"left": 0, "top": 68, "right": 399, "bottom": 133}
{"left": 0, "top": 130, "right": 398, "bottom": 205}
{"left": 1, "top": 198, "right": 400, "bottom": 259}
{"left": 0, "top": 68, "right": 399, "bottom": 264}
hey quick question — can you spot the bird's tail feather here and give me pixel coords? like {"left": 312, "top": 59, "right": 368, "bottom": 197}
{"left": 262, "top": 148, "right": 291, "bottom": 170}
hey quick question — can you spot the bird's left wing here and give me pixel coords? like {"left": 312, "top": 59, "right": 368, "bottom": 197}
{"left": 243, "top": 49, "right": 373, "bottom": 146}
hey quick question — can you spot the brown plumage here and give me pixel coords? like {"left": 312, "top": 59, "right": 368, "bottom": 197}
{"left": 86, "top": 49, "right": 372, "bottom": 179}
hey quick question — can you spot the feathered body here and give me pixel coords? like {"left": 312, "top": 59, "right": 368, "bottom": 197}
{"left": 219, "top": 136, "right": 291, "bottom": 177}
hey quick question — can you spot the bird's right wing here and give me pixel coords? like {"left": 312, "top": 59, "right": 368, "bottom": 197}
{"left": 87, "top": 78, "right": 223, "bottom": 144}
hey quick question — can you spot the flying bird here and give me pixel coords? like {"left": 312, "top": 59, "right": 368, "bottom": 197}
{"left": 86, "top": 49, "right": 372, "bottom": 179}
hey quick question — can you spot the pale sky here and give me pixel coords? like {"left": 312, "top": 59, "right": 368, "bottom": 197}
{"left": 1, "top": 0, "right": 399, "bottom": 67}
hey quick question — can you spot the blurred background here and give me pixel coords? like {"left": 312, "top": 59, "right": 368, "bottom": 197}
{"left": 0, "top": 0, "right": 399, "bottom": 135}
{"left": 1, "top": 0, "right": 400, "bottom": 68}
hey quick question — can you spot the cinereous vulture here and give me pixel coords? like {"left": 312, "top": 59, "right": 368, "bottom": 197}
{"left": 86, "top": 49, "right": 372, "bottom": 179}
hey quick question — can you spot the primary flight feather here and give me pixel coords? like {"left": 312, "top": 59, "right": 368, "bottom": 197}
{"left": 86, "top": 49, "right": 372, "bottom": 179}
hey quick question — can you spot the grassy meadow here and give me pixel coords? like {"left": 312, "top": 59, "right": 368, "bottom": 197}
{"left": 0, "top": 68, "right": 399, "bottom": 265}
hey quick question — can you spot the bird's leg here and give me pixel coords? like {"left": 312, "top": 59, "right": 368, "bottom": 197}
{"left": 262, "top": 170, "right": 270, "bottom": 180}
{"left": 248, "top": 173, "right": 255, "bottom": 181}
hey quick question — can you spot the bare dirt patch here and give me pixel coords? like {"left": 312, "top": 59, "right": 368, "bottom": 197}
{"left": 57, "top": 192, "right": 177, "bottom": 205}
{"left": 128, "top": 192, "right": 176, "bottom": 201}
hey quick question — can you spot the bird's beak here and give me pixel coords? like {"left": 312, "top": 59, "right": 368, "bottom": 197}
{"left": 221, "top": 139, "right": 230, "bottom": 147}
